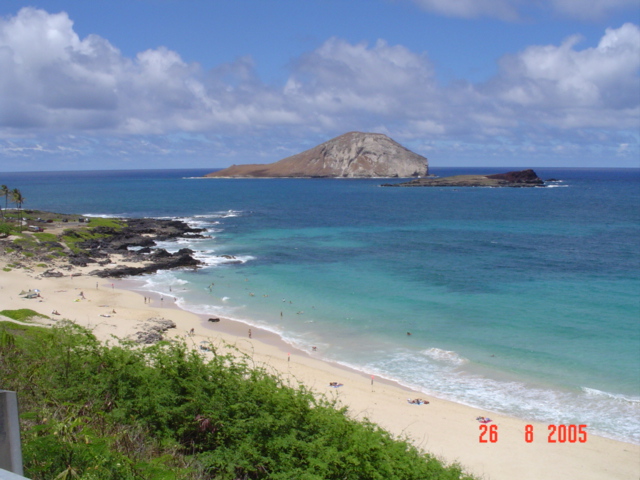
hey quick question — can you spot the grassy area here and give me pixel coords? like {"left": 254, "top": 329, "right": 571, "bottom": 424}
{"left": 87, "top": 217, "right": 126, "bottom": 229}
{"left": 2, "top": 212, "right": 126, "bottom": 258}
{"left": 33, "top": 232, "right": 58, "bottom": 242}
{"left": 61, "top": 217, "right": 126, "bottom": 254}
{"left": 0, "top": 321, "right": 476, "bottom": 480}
{"left": 0, "top": 309, "right": 49, "bottom": 322}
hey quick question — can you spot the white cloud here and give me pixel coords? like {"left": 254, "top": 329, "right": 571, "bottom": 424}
{"left": 0, "top": 8, "right": 638, "bottom": 168}
{"left": 284, "top": 37, "right": 437, "bottom": 120}
{"left": 408, "top": 0, "right": 520, "bottom": 20}
{"left": 408, "top": 0, "right": 638, "bottom": 20}
{"left": 548, "top": 0, "right": 639, "bottom": 21}
{"left": 487, "top": 23, "right": 640, "bottom": 128}
{"left": 0, "top": 8, "right": 298, "bottom": 135}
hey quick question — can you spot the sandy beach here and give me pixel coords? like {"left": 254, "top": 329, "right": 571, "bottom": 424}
{"left": 1, "top": 263, "right": 638, "bottom": 480}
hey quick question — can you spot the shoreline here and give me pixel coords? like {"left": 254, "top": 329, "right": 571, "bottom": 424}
{"left": 1, "top": 264, "right": 638, "bottom": 479}
{"left": 121, "top": 276, "right": 414, "bottom": 394}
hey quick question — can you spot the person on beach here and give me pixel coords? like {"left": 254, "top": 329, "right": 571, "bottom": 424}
{"left": 248, "top": 329, "right": 252, "bottom": 339}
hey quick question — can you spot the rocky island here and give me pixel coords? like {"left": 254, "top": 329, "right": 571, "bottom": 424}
{"left": 381, "top": 169, "right": 545, "bottom": 187}
{"left": 205, "top": 132, "right": 428, "bottom": 178}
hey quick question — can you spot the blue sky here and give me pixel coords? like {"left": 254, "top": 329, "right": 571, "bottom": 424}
{"left": 0, "top": 0, "right": 638, "bottom": 171}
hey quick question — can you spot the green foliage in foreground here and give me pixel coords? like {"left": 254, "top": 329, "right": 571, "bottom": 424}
{"left": 0, "top": 321, "right": 476, "bottom": 480}
{"left": 0, "top": 309, "right": 49, "bottom": 322}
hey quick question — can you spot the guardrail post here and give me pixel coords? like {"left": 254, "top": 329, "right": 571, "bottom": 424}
{"left": 0, "top": 391, "right": 23, "bottom": 475}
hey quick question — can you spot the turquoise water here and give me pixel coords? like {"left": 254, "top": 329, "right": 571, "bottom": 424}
{"left": 3, "top": 167, "right": 639, "bottom": 443}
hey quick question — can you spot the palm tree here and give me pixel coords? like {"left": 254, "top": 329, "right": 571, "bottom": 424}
{"left": 0, "top": 185, "right": 8, "bottom": 220}
{"left": 10, "top": 188, "right": 24, "bottom": 230}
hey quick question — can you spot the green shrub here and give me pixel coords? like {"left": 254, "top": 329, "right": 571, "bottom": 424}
{"left": 0, "top": 222, "right": 14, "bottom": 235}
{"left": 0, "top": 322, "right": 475, "bottom": 480}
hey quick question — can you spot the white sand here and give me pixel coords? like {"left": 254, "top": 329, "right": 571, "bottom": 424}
{"left": 1, "top": 264, "right": 638, "bottom": 480}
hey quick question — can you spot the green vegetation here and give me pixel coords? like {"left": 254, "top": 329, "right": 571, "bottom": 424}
{"left": 10, "top": 235, "right": 43, "bottom": 258}
{"left": 1, "top": 207, "right": 127, "bottom": 259}
{"left": 0, "top": 321, "right": 475, "bottom": 480}
{"left": 0, "top": 309, "right": 49, "bottom": 322}
{"left": 0, "top": 186, "right": 26, "bottom": 230}
{"left": 33, "top": 232, "right": 58, "bottom": 242}
{"left": 12, "top": 235, "right": 37, "bottom": 248}
{"left": 0, "top": 222, "right": 15, "bottom": 236}
{"left": 87, "top": 217, "right": 127, "bottom": 230}
{"left": 61, "top": 218, "right": 125, "bottom": 254}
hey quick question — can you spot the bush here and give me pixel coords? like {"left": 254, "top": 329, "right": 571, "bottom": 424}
{"left": 0, "top": 322, "right": 475, "bottom": 480}
{"left": 0, "top": 222, "right": 14, "bottom": 236}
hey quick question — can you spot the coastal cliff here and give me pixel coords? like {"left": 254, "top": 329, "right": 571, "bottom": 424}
{"left": 382, "top": 169, "right": 545, "bottom": 187}
{"left": 205, "top": 132, "right": 428, "bottom": 178}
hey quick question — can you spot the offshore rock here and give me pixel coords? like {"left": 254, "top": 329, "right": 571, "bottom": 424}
{"left": 382, "top": 169, "right": 545, "bottom": 188}
{"left": 205, "top": 132, "right": 428, "bottom": 178}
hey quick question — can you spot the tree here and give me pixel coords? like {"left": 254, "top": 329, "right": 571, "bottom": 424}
{"left": 10, "top": 188, "right": 24, "bottom": 230}
{"left": 0, "top": 185, "right": 8, "bottom": 220}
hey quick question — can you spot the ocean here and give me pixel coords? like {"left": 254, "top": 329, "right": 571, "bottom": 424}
{"left": 2, "top": 167, "right": 639, "bottom": 444}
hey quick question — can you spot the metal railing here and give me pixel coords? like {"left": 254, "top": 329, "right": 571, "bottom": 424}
{"left": 0, "top": 391, "right": 25, "bottom": 478}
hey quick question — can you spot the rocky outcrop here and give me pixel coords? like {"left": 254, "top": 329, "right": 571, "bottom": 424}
{"left": 485, "top": 170, "right": 545, "bottom": 185}
{"left": 205, "top": 132, "right": 428, "bottom": 178}
{"left": 80, "top": 218, "right": 206, "bottom": 252}
{"left": 131, "top": 317, "right": 177, "bottom": 344}
{"left": 80, "top": 219, "right": 206, "bottom": 278}
{"left": 90, "top": 248, "right": 200, "bottom": 278}
{"left": 382, "top": 169, "right": 545, "bottom": 188}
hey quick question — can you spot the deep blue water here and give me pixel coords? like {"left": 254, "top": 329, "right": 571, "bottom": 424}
{"left": 2, "top": 167, "right": 639, "bottom": 443}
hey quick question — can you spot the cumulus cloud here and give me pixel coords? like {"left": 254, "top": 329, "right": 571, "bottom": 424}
{"left": 407, "top": 0, "right": 638, "bottom": 20}
{"left": 0, "top": 7, "right": 638, "bottom": 168}
{"left": 0, "top": 8, "right": 296, "bottom": 135}
{"left": 485, "top": 23, "right": 640, "bottom": 129}
{"left": 283, "top": 37, "right": 438, "bottom": 131}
